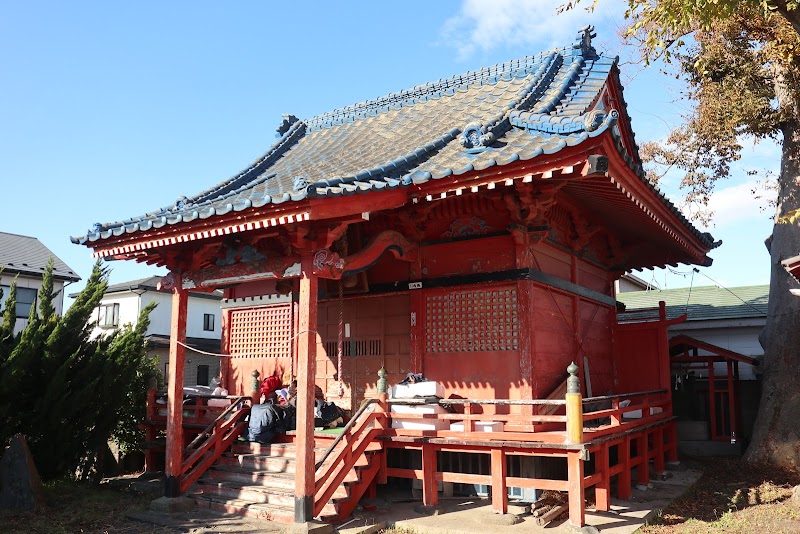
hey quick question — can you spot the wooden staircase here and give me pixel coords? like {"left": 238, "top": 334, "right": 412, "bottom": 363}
{"left": 191, "top": 437, "right": 384, "bottom": 523}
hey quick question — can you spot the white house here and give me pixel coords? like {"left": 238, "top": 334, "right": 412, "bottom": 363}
{"left": 0, "top": 231, "right": 81, "bottom": 334}
{"left": 75, "top": 276, "right": 224, "bottom": 387}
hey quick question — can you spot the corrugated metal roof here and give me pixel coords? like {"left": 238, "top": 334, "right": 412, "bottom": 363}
{"left": 0, "top": 231, "right": 80, "bottom": 282}
{"left": 71, "top": 27, "right": 713, "bottom": 255}
{"left": 617, "top": 284, "right": 769, "bottom": 321}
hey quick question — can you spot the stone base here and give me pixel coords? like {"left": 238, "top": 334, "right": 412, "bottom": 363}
{"left": 149, "top": 496, "right": 195, "bottom": 513}
{"left": 282, "top": 520, "right": 334, "bottom": 534}
{"left": 413, "top": 503, "right": 446, "bottom": 516}
{"left": 477, "top": 509, "right": 524, "bottom": 525}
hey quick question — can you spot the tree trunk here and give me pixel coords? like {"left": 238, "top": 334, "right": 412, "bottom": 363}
{"left": 745, "top": 119, "right": 800, "bottom": 468}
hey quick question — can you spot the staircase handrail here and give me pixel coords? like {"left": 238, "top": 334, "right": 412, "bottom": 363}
{"left": 179, "top": 396, "right": 250, "bottom": 493}
{"left": 313, "top": 397, "right": 386, "bottom": 517}
{"left": 185, "top": 395, "right": 249, "bottom": 450}
{"left": 315, "top": 397, "right": 380, "bottom": 470}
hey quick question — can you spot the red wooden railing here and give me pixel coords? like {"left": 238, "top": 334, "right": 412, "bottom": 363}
{"left": 178, "top": 396, "right": 250, "bottom": 493}
{"left": 384, "top": 389, "right": 671, "bottom": 444}
{"left": 313, "top": 397, "right": 388, "bottom": 517}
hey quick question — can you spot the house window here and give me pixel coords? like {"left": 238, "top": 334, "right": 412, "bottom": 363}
{"left": 203, "top": 313, "right": 215, "bottom": 332}
{"left": 0, "top": 286, "right": 38, "bottom": 318}
{"left": 197, "top": 365, "right": 210, "bottom": 386}
{"left": 98, "top": 303, "right": 120, "bottom": 328}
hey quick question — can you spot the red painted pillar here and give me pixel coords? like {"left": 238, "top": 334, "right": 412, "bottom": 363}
{"left": 165, "top": 281, "right": 188, "bottom": 497}
{"left": 567, "top": 450, "right": 585, "bottom": 528}
{"left": 491, "top": 449, "right": 508, "bottom": 514}
{"left": 595, "top": 443, "right": 610, "bottom": 511}
{"left": 422, "top": 444, "right": 438, "bottom": 507}
{"left": 295, "top": 253, "right": 318, "bottom": 523}
{"left": 727, "top": 360, "right": 736, "bottom": 442}
{"left": 708, "top": 361, "right": 717, "bottom": 441}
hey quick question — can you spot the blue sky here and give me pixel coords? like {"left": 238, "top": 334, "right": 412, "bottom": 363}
{"left": 1, "top": 1, "right": 777, "bottom": 301}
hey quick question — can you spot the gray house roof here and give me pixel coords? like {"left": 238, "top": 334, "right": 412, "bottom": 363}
{"left": 617, "top": 284, "right": 769, "bottom": 322}
{"left": 71, "top": 27, "right": 714, "bottom": 256}
{"left": 0, "top": 231, "right": 80, "bottom": 282}
{"left": 69, "top": 275, "right": 223, "bottom": 300}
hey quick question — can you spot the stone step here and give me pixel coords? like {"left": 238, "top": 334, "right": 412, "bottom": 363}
{"left": 192, "top": 493, "right": 295, "bottom": 524}
{"left": 206, "top": 464, "right": 362, "bottom": 488}
{"left": 195, "top": 480, "right": 348, "bottom": 507}
{"left": 219, "top": 449, "right": 375, "bottom": 473}
{"left": 230, "top": 441, "right": 330, "bottom": 458}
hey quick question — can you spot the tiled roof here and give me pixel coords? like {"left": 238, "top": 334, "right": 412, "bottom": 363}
{"left": 69, "top": 275, "right": 222, "bottom": 299}
{"left": 617, "top": 284, "right": 769, "bottom": 322}
{"left": 71, "top": 27, "right": 713, "bottom": 252}
{"left": 0, "top": 231, "right": 80, "bottom": 282}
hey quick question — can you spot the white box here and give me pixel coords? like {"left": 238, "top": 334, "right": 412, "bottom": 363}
{"left": 390, "top": 381, "right": 444, "bottom": 399}
{"left": 449, "top": 421, "right": 504, "bottom": 432}
{"left": 391, "top": 419, "right": 450, "bottom": 430}
{"left": 390, "top": 404, "right": 448, "bottom": 415}
{"left": 622, "top": 407, "right": 663, "bottom": 419}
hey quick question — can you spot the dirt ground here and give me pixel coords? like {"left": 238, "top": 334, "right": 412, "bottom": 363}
{"left": 641, "top": 457, "right": 800, "bottom": 533}
{"left": 0, "top": 474, "right": 181, "bottom": 534}
{"left": 4, "top": 457, "right": 800, "bottom": 534}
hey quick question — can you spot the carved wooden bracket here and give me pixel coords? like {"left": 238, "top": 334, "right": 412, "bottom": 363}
{"left": 504, "top": 182, "right": 564, "bottom": 228}
{"left": 161, "top": 251, "right": 301, "bottom": 290}
{"left": 313, "top": 230, "right": 419, "bottom": 279}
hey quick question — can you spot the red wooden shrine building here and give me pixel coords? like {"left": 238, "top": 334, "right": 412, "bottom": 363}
{"left": 73, "top": 28, "right": 717, "bottom": 528}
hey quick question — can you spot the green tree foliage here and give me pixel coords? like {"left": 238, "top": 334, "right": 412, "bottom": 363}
{"left": 0, "top": 260, "right": 157, "bottom": 480}
{"left": 566, "top": 0, "right": 800, "bottom": 467}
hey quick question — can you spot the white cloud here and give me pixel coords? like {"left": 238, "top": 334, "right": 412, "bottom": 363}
{"left": 440, "top": 0, "right": 624, "bottom": 60}
{"left": 679, "top": 180, "right": 774, "bottom": 228}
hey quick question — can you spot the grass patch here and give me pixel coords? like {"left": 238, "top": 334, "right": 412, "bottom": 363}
{"left": 0, "top": 478, "right": 174, "bottom": 534}
{"left": 642, "top": 457, "right": 800, "bottom": 533}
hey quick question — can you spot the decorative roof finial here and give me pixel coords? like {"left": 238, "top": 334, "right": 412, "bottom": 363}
{"left": 173, "top": 195, "right": 191, "bottom": 211}
{"left": 277, "top": 114, "right": 299, "bottom": 138}
{"left": 292, "top": 176, "right": 310, "bottom": 192}
{"left": 574, "top": 25, "right": 596, "bottom": 55}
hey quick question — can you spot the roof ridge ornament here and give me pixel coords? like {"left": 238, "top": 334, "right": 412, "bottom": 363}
{"left": 573, "top": 25, "right": 596, "bottom": 56}
{"left": 460, "top": 122, "right": 495, "bottom": 153}
{"left": 277, "top": 114, "right": 299, "bottom": 137}
{"left": 173, "top": 195, "right": 192, "bottom": 211}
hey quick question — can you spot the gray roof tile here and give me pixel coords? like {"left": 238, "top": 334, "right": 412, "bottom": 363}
{"left": 72, "top": 27, "right": 713, "bottom": 253}
{"left": 0, "top": 232, "right": 80, "bottom": 282}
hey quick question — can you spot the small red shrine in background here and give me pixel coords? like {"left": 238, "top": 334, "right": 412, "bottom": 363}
{"left": 73, "top": 27, "right": 717, "bottom": 528}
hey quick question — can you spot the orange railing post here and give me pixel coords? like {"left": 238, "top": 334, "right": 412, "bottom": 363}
{"left": 565, "top": 362, "right": 583, "bottom": 445}
{"left": 565, "top": 362, "right": 585, "bottom": 529}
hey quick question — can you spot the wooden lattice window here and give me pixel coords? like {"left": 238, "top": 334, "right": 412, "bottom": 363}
{"left": 324, "top": 339, "right": 383, "bottom": 357}
{"left": 229, "top": 304, "right": 292, "bottom": 358}
{"left": 425, "top": 287, "right": 518, "bottom": 353}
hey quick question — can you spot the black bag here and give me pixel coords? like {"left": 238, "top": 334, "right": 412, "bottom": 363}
{"left": 314, "top": 400, "right": 344, "bottom": 427}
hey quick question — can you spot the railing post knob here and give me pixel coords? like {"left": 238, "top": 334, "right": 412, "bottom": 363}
{"left": 565, "top": 362, "right": 584, "bottom": 445}
{"left": 377, "top": 367, "right": 388, "bottom": 395}
{"left": 567, "top": 361, "right": 580, "bottom": 394}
